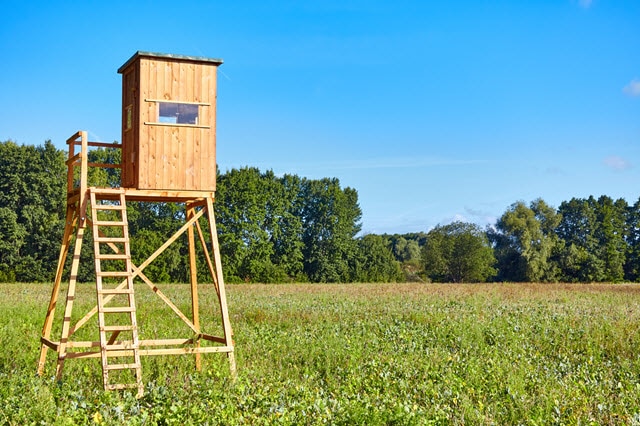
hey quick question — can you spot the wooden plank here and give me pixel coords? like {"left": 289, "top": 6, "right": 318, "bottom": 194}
{"left": 205, "top": 199, "right": 236, "bottom": 378}
{"left": 37, "top": 204, "right": 77, "bottom": 375}
{"left": 200, "top": 67, "right": 210, "bottom": 191}
{"left": 185, "top": 62, "right": 195, "bottom": 104}
{"left": 65, "top": 153, "right": 81, "bottom": 166}
{"left": 104, "top": 343, "right": 137, "bottom": 351}
{"left": 79, "top": 131, "right": 88, "bottom": 222}
{"left": 90, "top": 187, "right": 125, "bottom": 195}
{"left": 55, "top": 224, "right": 86, "bottom": 380}
{"left": 106, "top": 363, "right": 140, "bottom": 371}
{"left": 139, "top": 346, "right": 233, "bottom": 356}
{"left": 97, "top": 288, "right": 134, "bottom": 295}
{"left": 136, "top": 60, "right": 152, "bottom": 188}
{"left": 102, "top": 325, "right": 135, "bottom": 332}
{"left": 208, "top": 65, "right": 218, "bottom": 191}
{"left": 131, "top": 208, "right": 204, "bottom": 279}
{"left": 101, "top": 306, "right": 135, "bottom": 313}
{"left": 106, "top": 383, "right": 139, "bottom": 390}
{"left": 142, "top": 122, "right": 209, "bottom": 129}
{"left": 144, "top": 98, "right": 210, "bottom": 106}
{"left": 195, "top": 218, "right": 219, "bottom": 292}
{"left": 92, "top": 220, "right": 126, "bottom": 226}
{"left": 96, "top": 270, "right": 131, "bottom": 277}
{"left": 66, "top": 131, "right": 83, "bottom": 145}
{"left": 95, "top": 253, "right": 129, "bottom": 260}
{"left": 186, "top": 205, "right": 201, "bottom": 369}
{"left": 137, "top": 271, "right": 199, "bottom": 335}
{"left": 94, "top": 237, "right": 128, "bottom": 243}
{"left": 140, "top": 338, "right": 195, "bottom": 346}
{"left": 87, "top": 141, "right": 123, "bottom": 148}
{"left": 63, "top": 345, "right": 234, "bottom": 357}
{"left": 40, "top": 337, "right": 59, "bottom": 351}
{"left": 185, "top": 120, "right": 195, "bottom": 189}
{"left": 200, "top": 334, "right": 226, "bottom": 344}
{"left": 148, "top": 58, "right": 160, "bottom": 190}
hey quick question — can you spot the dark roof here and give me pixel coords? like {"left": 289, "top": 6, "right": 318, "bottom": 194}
{"left": 117, "top": 51, "right": 223, "bottom": 73}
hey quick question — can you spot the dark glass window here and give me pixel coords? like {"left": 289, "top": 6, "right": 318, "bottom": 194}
{"left": 159, "top": 102, "right": 199, "bottom": 125}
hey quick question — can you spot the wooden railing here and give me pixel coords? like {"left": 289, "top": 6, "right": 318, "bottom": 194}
{"left": 65, "top": 131, "right": 123, "bottom": 197}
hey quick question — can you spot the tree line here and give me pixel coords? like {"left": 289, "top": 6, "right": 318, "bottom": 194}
{"left": 0, "top": 139, "right": 638, "bottom": 283}
{"left": 0, "top": 140, "right": 401, "bottom": 283}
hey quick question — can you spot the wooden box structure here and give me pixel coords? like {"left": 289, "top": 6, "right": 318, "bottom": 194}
{"left": 37, "top": 52, "right": 235, "bottom": 397}
{"left": 118, "top": 52, "right": 221, "bottom": 191}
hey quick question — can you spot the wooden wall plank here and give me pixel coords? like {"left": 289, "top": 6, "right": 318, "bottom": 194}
{"left": 208, "top": 67, "right": 218, "bottom": 190}
{"left": 200, "top": 66, "right": 211, "bottom": 190}
{"left": 145, "top": 59, "right": 157, "bottom": 189}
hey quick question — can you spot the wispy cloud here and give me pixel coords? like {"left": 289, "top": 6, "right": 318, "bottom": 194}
{"left": 623, "top": 79, "right": 640, "bottom": 97}
{"left": 260, "top": 156, "right": 486, "bottom": 175}
{"left": 579, "top": 0, "right": 593, "bottom": 8}
{"left": 603, "top": 155, "right": 633, "bottom": 171}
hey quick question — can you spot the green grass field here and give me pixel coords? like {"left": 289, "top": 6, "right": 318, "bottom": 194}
{"left": 1, "top": 282, "right": 640, "bottom": 425}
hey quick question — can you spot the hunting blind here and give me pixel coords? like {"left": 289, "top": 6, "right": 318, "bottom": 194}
{"left": 38, "top": 52, "right": 235, "bottom": 397}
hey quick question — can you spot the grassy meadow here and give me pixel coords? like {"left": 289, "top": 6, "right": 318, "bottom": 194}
{"left": 1, "top": 282, "right": 640, "bottom": 425}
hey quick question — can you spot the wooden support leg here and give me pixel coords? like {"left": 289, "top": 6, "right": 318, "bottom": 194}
{"left": 56, "top": 224, "right": 86, "bottom": 380}
{"left": 186, "top": 203, "right": 201, "bottom": 370}
{"left": 38, "top": 204, "right": 77, "bottom": 376}
{"left": 206, "top": 198, "right": 236, "bottom": 379}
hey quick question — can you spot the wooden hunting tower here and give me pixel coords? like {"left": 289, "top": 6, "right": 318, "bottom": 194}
{"left": 118, "top": 52, "right": 221, "bottom": 191}
{"left": 37, "top": 52, "right": 235, "bottom": 397}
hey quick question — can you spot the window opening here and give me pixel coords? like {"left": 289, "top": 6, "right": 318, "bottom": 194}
{"left": 158, "top": 102, "right": 199, "bottom": 125}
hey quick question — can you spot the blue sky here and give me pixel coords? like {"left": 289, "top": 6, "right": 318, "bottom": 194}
{"left": 1, "top": 0, "right": 639, "bottom": 234}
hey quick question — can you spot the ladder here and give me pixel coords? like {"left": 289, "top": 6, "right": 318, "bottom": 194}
{"left": 89, "top": 188, "right": 143, "bottom": 397}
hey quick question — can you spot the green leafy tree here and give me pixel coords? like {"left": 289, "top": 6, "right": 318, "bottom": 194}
{"left": 216, "top": 167, "right": 285, "bottom": 282}
{"left": 593, "top": 196, "right": 627, "bottom": 282}
{"left": 423, "top": 221, "right": 495, "bottom": 283}
{"left": 490, "top": 199, "right": 561, "bottom": 282}
{"left": 556, "top": 197, "right": 602, "bottom": 281}
{"left": 626, "top": 198, "right": 640, "bottom": 281}
{"left": 352, "top": 234, "right": 403, "bottom": 282}
{"left": 300, "top": 178, "right": 362, "bottom": 282}
{"left": 0, "top": 140, "right": 66, "bottom": 282}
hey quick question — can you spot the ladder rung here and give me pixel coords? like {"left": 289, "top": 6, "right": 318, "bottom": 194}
{"left": 105, "top": 383, "right": 140, "bottom": 391}
{"left": 96, "top": 253, "right": 129, "bottom": 260}
{"left": 101, "top": 306, "right": 136, "bottom": 313}
{"left": 95, "top": 236, "right": 128, "bottom": 243}
{"left": 102, "top": 325, "right": 136, "bottom": 332}
{"left": 98, "top": 288, "right": 134, "bottom": 295}
{"left": 93, "top": 220, "right": 127, "bottom": 226}
{"left": 89, "top": 187, "right": 125, "bottom": 194}
{"left": 105, "top": 363, "right": 141, "bottom": 371}
{"left": 97, "top": 271, "right": 131, "bottom": 277}
{"left": 104, "top": 343, "right": 137, "bottom": 351}
{"left": 92, "top": 204, "right": 125, "bottom": 211}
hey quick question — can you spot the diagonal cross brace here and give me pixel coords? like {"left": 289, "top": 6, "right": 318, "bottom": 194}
{"left": 70, "top": 208, "right": 206, "bottom": 336}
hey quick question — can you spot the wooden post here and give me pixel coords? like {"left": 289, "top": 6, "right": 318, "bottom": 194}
{"left": 206, "top": 197, "right": 236, "bottom": 379}
{"left": 186, "top": 203, "right": 201, "bottom": 370}
{"left": 37, "top": 204, "right": 77, "bottom": 375}
{"left": 55, "top": 223, "right": 86, "bottom": 379}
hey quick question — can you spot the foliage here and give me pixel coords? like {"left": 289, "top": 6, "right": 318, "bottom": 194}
{"left": 4, "top": 283, "right": 640, "bottom": 424}
{"left": 300, "top": 177, "right": 362, "bottom": 282}
{"left": 381, "top": 233, "right": 428, "bottom": 281}
{"left": 423, "top": 221, "right": 496, "bottom": 282}
{"left": 352, "top": 234, "right": 404, "bottom": 282}
{"left": 489, "top": 199, "right": 562, "bottom": 282}
{"left": 2, "top": 139, "right": 640, "bottom": 284}
{"left": 0, "top": 140, "right": 66, "bottom": 282}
